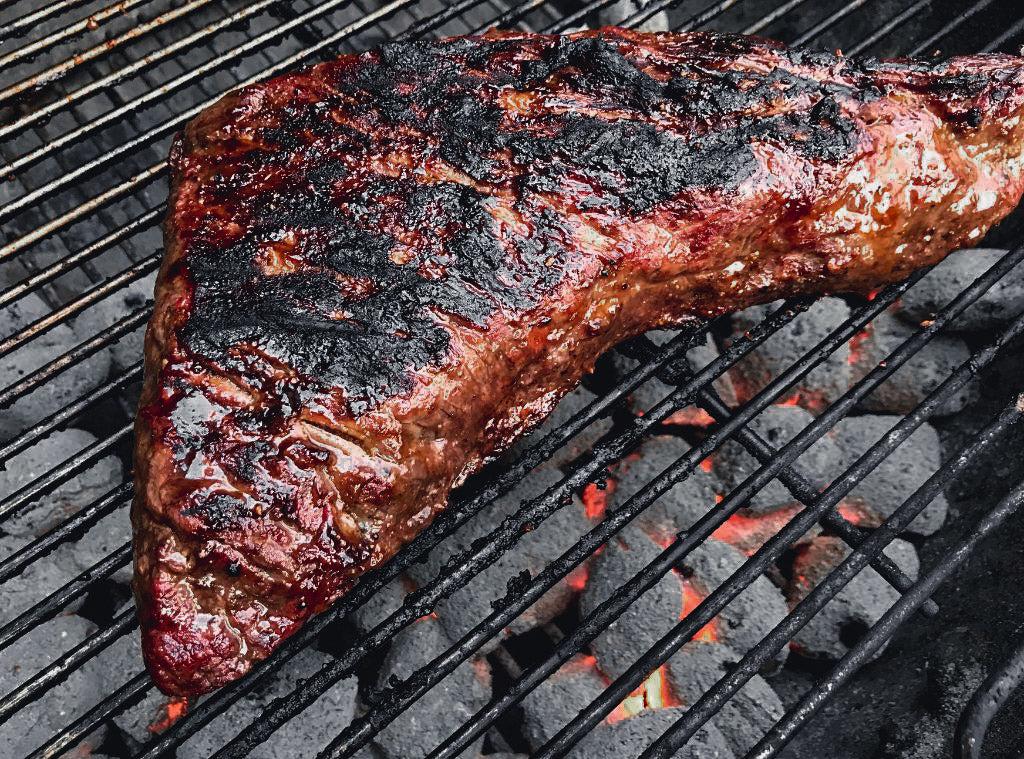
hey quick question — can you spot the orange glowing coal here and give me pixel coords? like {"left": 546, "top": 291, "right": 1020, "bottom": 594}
{"left": 699, "top": 457, "right": 714, "bottom": 474}
{"left": 711, "top": 506, "right": 803, "bottom": 556}
{"left": 848, "top": 325, "right": 872, "bottom": 367}
{"left": 148, "top": 697, "right": 188, "bottom": 733}
{"left": 777, "top": 392, "right": 803, "bottom": 407}
{"left": 665, "top": 407, "right": 716, "bottom": 428}
{"left": 566, "top": 562, "right": 590, "bottom": 592}
{"left": 582, "top": 478, "right": 616, "bottom": 521}
{"left": 606, "top": 665, "right": 681, "bottom": 723}
{"left": 680, "top": 579, "right": 718, "bottom": 643}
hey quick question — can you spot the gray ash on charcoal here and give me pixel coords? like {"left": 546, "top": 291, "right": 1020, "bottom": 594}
{"left": 579, "top": 528, "right": 790, "bottom": 680}
{"left": 728, "top": 298, "right": 854, "bottom": 412}
{"left": 364, "top": 615, "right": 492, "bottom": 759}
{"left": 604, "top": 434, "right": 721, "bottom": 537}
{"left": 713, "top": 404, "right": 844, "bottom": 515}
{"left": 407, "top": 465, "right": 591, "bottom": 648}
{"left": 850, "top": 308, "right": 978, "bottom": 418}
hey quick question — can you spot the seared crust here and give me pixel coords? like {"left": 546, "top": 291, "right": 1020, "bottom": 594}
{"left": 134, "top": 28, "right": 1024, "bottom": 695}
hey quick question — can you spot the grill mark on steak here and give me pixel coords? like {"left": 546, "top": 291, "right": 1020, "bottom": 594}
{"left": 135, "top": 28, "right": 1024, "bottom": 695}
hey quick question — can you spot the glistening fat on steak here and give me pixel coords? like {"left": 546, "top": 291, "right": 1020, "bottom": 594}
{"left": 134, "top": 27, "right": 1024, "bottom": 695}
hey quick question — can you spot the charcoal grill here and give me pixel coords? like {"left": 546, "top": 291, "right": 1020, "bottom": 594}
{"left": 3, "top": 0, "right": 1024, "bottom": 757}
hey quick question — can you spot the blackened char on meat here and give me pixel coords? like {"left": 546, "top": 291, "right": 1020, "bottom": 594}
{"left": 133, "top": 27, "right": 1024, "bottom": 695}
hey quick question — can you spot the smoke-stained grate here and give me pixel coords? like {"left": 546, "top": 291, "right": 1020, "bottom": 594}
{"left": 2, "top": 1, "right": 1024, "bottom": 758}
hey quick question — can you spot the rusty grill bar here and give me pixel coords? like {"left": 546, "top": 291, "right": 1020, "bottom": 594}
{"left": 2, "top": 0, "right": 1024, "bottom": 757}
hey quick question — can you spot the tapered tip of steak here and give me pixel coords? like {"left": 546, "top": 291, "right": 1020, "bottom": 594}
{"left": 140, "top": 597, "right": 250, "bottom": 696}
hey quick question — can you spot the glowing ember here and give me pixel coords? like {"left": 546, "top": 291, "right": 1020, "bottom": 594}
{"left": 847, "top": 325, "right": 872, "bottom": 367}
{"left": 582, "top": 478, "right": 616, "bottom": 520}
{"left": 680, "top": 580, "right": 718, "bottom": 643}
{"left": 148, "top": 697, "right": 188, "bottom": 733}
{"left": 566, "top": 563, "right": 590, "bottom": 592}
{"left": 699, "top": 458, "right": 713, "bottom": 474}
{"left": 606, "top": 665, "right": 680, "bottom": 723}
{"left": 665, "top": 407, "right": 716, "bottom": 427}
{"left": 711, "top": 507, "right": 803, "bottom": 556}
{"left": 777, "top": 393, "right": 803, "bottom": 407}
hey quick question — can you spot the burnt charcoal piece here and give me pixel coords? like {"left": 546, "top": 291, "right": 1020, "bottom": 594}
{"left": 898, "top": 248, "right": 1024, "bottom": 333}
{"left": 713, "top": 405, "right": 844, "bottom": 515}
{"left": 788, "top": 536, "right": 919, "bottom": 660}
{"left": 580, "top": 528, "right": 701, "bottom": 680}
{"left": 407, "top": 465, "right": 590, "bottom": 647}
{"left": 72, "top": 273, "right": 156, "bottom": 373}
{"left": 0, "top": 615, "right": 108, "bottom": 757}
{"left": 666, "top": 641, "right": 784, "bottom": 756}
{"left": 578, "top": 707, "right": 734, "bottom": 758}
{"left": 614, "top": 333, "right": 738, "bottom": 426}
{"left": 829, "top": 415, "right": 948, "bottom": 535}
{"left": 521, "top": 655, "right": 608, "bottom": 749}
{"left": 369, "top": 616, "right": 491, "bottom": 759}
{"left": 0, "top": 428, "right": 122, "bottom": 538}
{"left": 136, "top": 27, "right": 1024, "bottom": 694}
{"left": 509, "top": 385, "right": 614, "bottom": 470}
{"left": 180, "top": 648, "right": 358, "bottom": 759}
{"left": 581, "top": 529, "right": 789, "bottom": 678}
{"left": 0, "top": 293, "right": 111, "bottom": 438}
{"left": 851, "top": 309, "right": 977, "bottom": 417}
{"left": 728, "top": 298, "right": 853, "bottom": 413}
{"left": 606, "top": 435, "right": 722, "bottom": 539}
{"left": 0, "top": 537, "right": 90, "bottom": 624}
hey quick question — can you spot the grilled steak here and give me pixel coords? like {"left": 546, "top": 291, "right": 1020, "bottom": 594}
{"left": 135, "top": 27, "right": 1024, "bottom": 695}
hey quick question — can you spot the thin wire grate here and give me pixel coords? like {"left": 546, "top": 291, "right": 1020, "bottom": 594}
{"left": 1, "top": 0, "right": 1024, "bottom": 758}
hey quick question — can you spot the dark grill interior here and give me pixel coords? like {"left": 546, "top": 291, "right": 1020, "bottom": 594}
{"left": 3, "top": 1, "right": 1024, "bottom": 757}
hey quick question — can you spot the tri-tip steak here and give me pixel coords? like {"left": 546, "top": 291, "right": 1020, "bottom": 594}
{"left": 135, "top": 27, "right": 1024, "bottom": 695}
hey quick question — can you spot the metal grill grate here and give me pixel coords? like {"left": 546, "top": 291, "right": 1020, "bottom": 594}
{"left": 2, "top": 1, "right": 1024, "bottom": 758}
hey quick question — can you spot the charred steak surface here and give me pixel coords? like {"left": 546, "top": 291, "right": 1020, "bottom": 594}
{"left": 135, "top": 27, "right": 1024, "bottom": 695}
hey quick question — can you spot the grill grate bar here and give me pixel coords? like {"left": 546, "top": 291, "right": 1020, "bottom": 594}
{"left": 0, "top": 542, "right": 132, "bottom": 654}
{"left": 548, "top": 0, "right": 620, "bottom": 33}
{"left": 26, "top": 672, "right": 152, "bottom": 759}
{"left": 0, "top": 0, "right": 481, "bottom": 261}
{"left": 0, "top": 0, "right": 154, "bottom": 70}
{"left": 743, "top": 0, "right": 811, "bottom": 35}
{"left": 0, "top": 0, "right": 121, "bottom": 41}
{"left": 2, "top": 0, "right": 336, "bottom": 172}
{"left": 0, "top": 309, "right": 147, "bottom": 411}
{"left": 0, "top": 364, "right": 141, "bottom": 466}
{"left": 468, "top": 0, "right": 553, "bottom": 34}
{"left": 790, "top": 0, "right": 873, "bottom": 46}
{"left": 0, "top": 161, "right": 166, "bottom": 262}
{"left": 0, "top": 209, "right": 161, "bottom": 312}
{"left": 689, "top": 382, "right": 936, "bottom": 613}
{"left": 954, "top": 626, "right": 1024, "bottom": 759}
{"left": 0, "top": 0, "right": 217, "bottom": 105}
{"left": 847, "top": 0, "right": 932, "bottom": 55}
{"left": 0, "top": 607, "right": 137, "bottom": 725}
{"left": 533, "top": 245, "right": 1024, "bottom": 757}
{"left": 981, "top": 16, "right": 1024, "bottom": 52}
{"left": 0, "top": 483, "right": 133, "bottom": 585}
{"left": 0, "top": 258, "right": 157, "bottom": 363}
{"left": 909, "top": 0, "right": 1000, "bottom": 55}
{"left": 0, "top": 422, "right": 132, "bottom": 525}
{"left": 649, "top": 395, "right": 1024, "bottom": 759}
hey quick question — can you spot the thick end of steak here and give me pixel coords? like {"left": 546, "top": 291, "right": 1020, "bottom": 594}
{"left": 133, "top": 28, "right": 1024, "bottom": 695}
